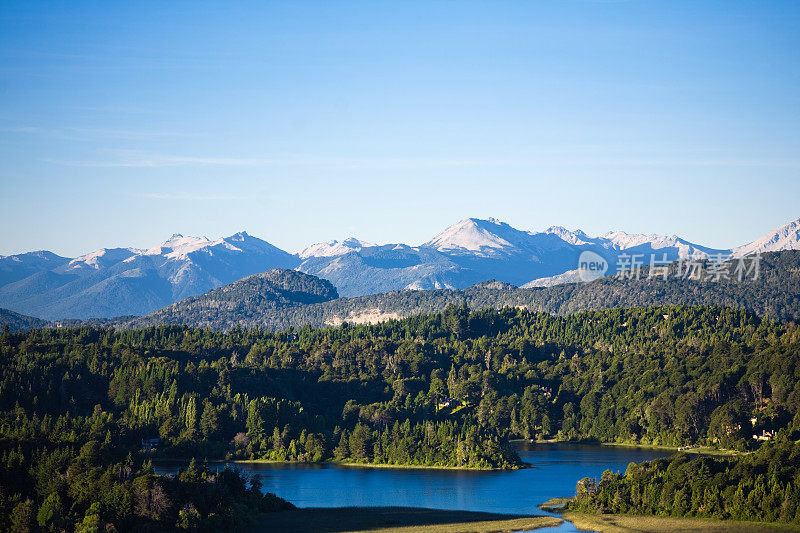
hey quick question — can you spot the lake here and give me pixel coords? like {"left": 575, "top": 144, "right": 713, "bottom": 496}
{"left": 156, "top": 442, "right": 670, "bottom": 532}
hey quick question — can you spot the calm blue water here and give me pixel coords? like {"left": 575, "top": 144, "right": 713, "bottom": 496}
{"left": 156, "top": 443, "right": 669, "bottom": 532}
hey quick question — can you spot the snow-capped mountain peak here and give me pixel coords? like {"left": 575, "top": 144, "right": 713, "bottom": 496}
{"left": 0, "top": 231, "right": 299, "bottom": 320}
{"left": 601, "top": 231, "right": 687, "bottom": 250}
{"left": 544, "top": 226, "right": 594, "bottom": 246}
{"left": 3, "top": 215, "right": 800, "bottom": 321}
{"left": 68, "top": 247, "right": 142, "bottom": 270}
{"left": 599, "top": 231, "right": 725, "bottom": 259}
{"left": 733, "top": 217, "right": 800, "bottom": 257}
{"left": 298, "top": 237, "right": 376, "bottom": 259}
{"left": 601, "top": 230, "right": 654, "bottom": 249}
{"left": 216, "top": 231, "right": 297, "bottom": 258}
{"left": 145, "top": 233, "right": 212, "bottom": 258}
{"left": 422, "top": 218, "right": 516, "bottom": 255}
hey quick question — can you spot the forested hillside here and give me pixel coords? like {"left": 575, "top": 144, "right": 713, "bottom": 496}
{"left": 2, "top": 304, "right": 800, "bottom": 529}
{"left": 124, "top": 269, "right": 339, "bottom": 330}
{"left": 124, "top": 250, "right": 800, "bottom": 330}
{"left": 0, "top": 307, "right": 46, "bottom": 332}
{"left": 568, "top": 439, "right": 800, "bottom": 524}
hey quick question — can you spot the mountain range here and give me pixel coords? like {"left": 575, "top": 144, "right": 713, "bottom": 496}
{"left": 119, "top": 250, "right": 800, "bottom": 331}
{"left": 1, "top": 216, "right": 798, "bottom": 320}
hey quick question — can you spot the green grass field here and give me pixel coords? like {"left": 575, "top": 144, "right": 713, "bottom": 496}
{"left": 249, "top": 507, "right": 562, "bottom": 532}
{"left": 599, "top": 441, "right": 742, "bottom": 457}
{"left": 563, "top": 512, "right": 800, "bottom": 532}
{"left": 539, "top": 497, "right": 572, "bottom": 512}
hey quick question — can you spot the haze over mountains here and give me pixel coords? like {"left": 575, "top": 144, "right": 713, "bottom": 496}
{"left": 1, "top": 216, "right": 798, "bottom": 320}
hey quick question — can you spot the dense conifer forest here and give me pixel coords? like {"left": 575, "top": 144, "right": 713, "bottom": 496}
{"left": 568, "top": 439, "right": 800, "bottom": 523}
{"left": 1, "top": 303, "right": 799, "bottom": 529}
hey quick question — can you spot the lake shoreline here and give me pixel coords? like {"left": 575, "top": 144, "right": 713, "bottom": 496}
{"left": 539, "top": 500, "right": 798, "bottom": 532}
{"left": 155, "top": 457, "right": 524, "bottom": 471}
{"left": 154, "top": 440, "right": 733, "bottom": 474}
{"left": 599, "top": 441, "right": 741, "bottom": 456}
{"left": 155, "top": 442, "right": 681, "bottom": 532}
{"left": 249, "top": 506, "right": 562, "bottom": 533}
{"left": 513, "top": 438, "right": 741, "bottom": 457}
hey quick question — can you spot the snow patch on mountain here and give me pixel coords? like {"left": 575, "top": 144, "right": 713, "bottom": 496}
{"left": 324, "top": 308, "right": 405, "bottom": 327}
{"left": 522, "top": 269, "right": 585, "bottom": 288}
{"left": 403, "top": 279, "right": 456, "bottom": 291}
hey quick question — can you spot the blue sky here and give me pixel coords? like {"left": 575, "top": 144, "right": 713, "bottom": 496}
{"left": 1, "top": 0, "right": 799, "bottom": 257}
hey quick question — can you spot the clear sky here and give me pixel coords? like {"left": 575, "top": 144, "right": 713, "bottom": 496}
{"left": 1, "top": 1, "right": 799, "bottom": 257}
